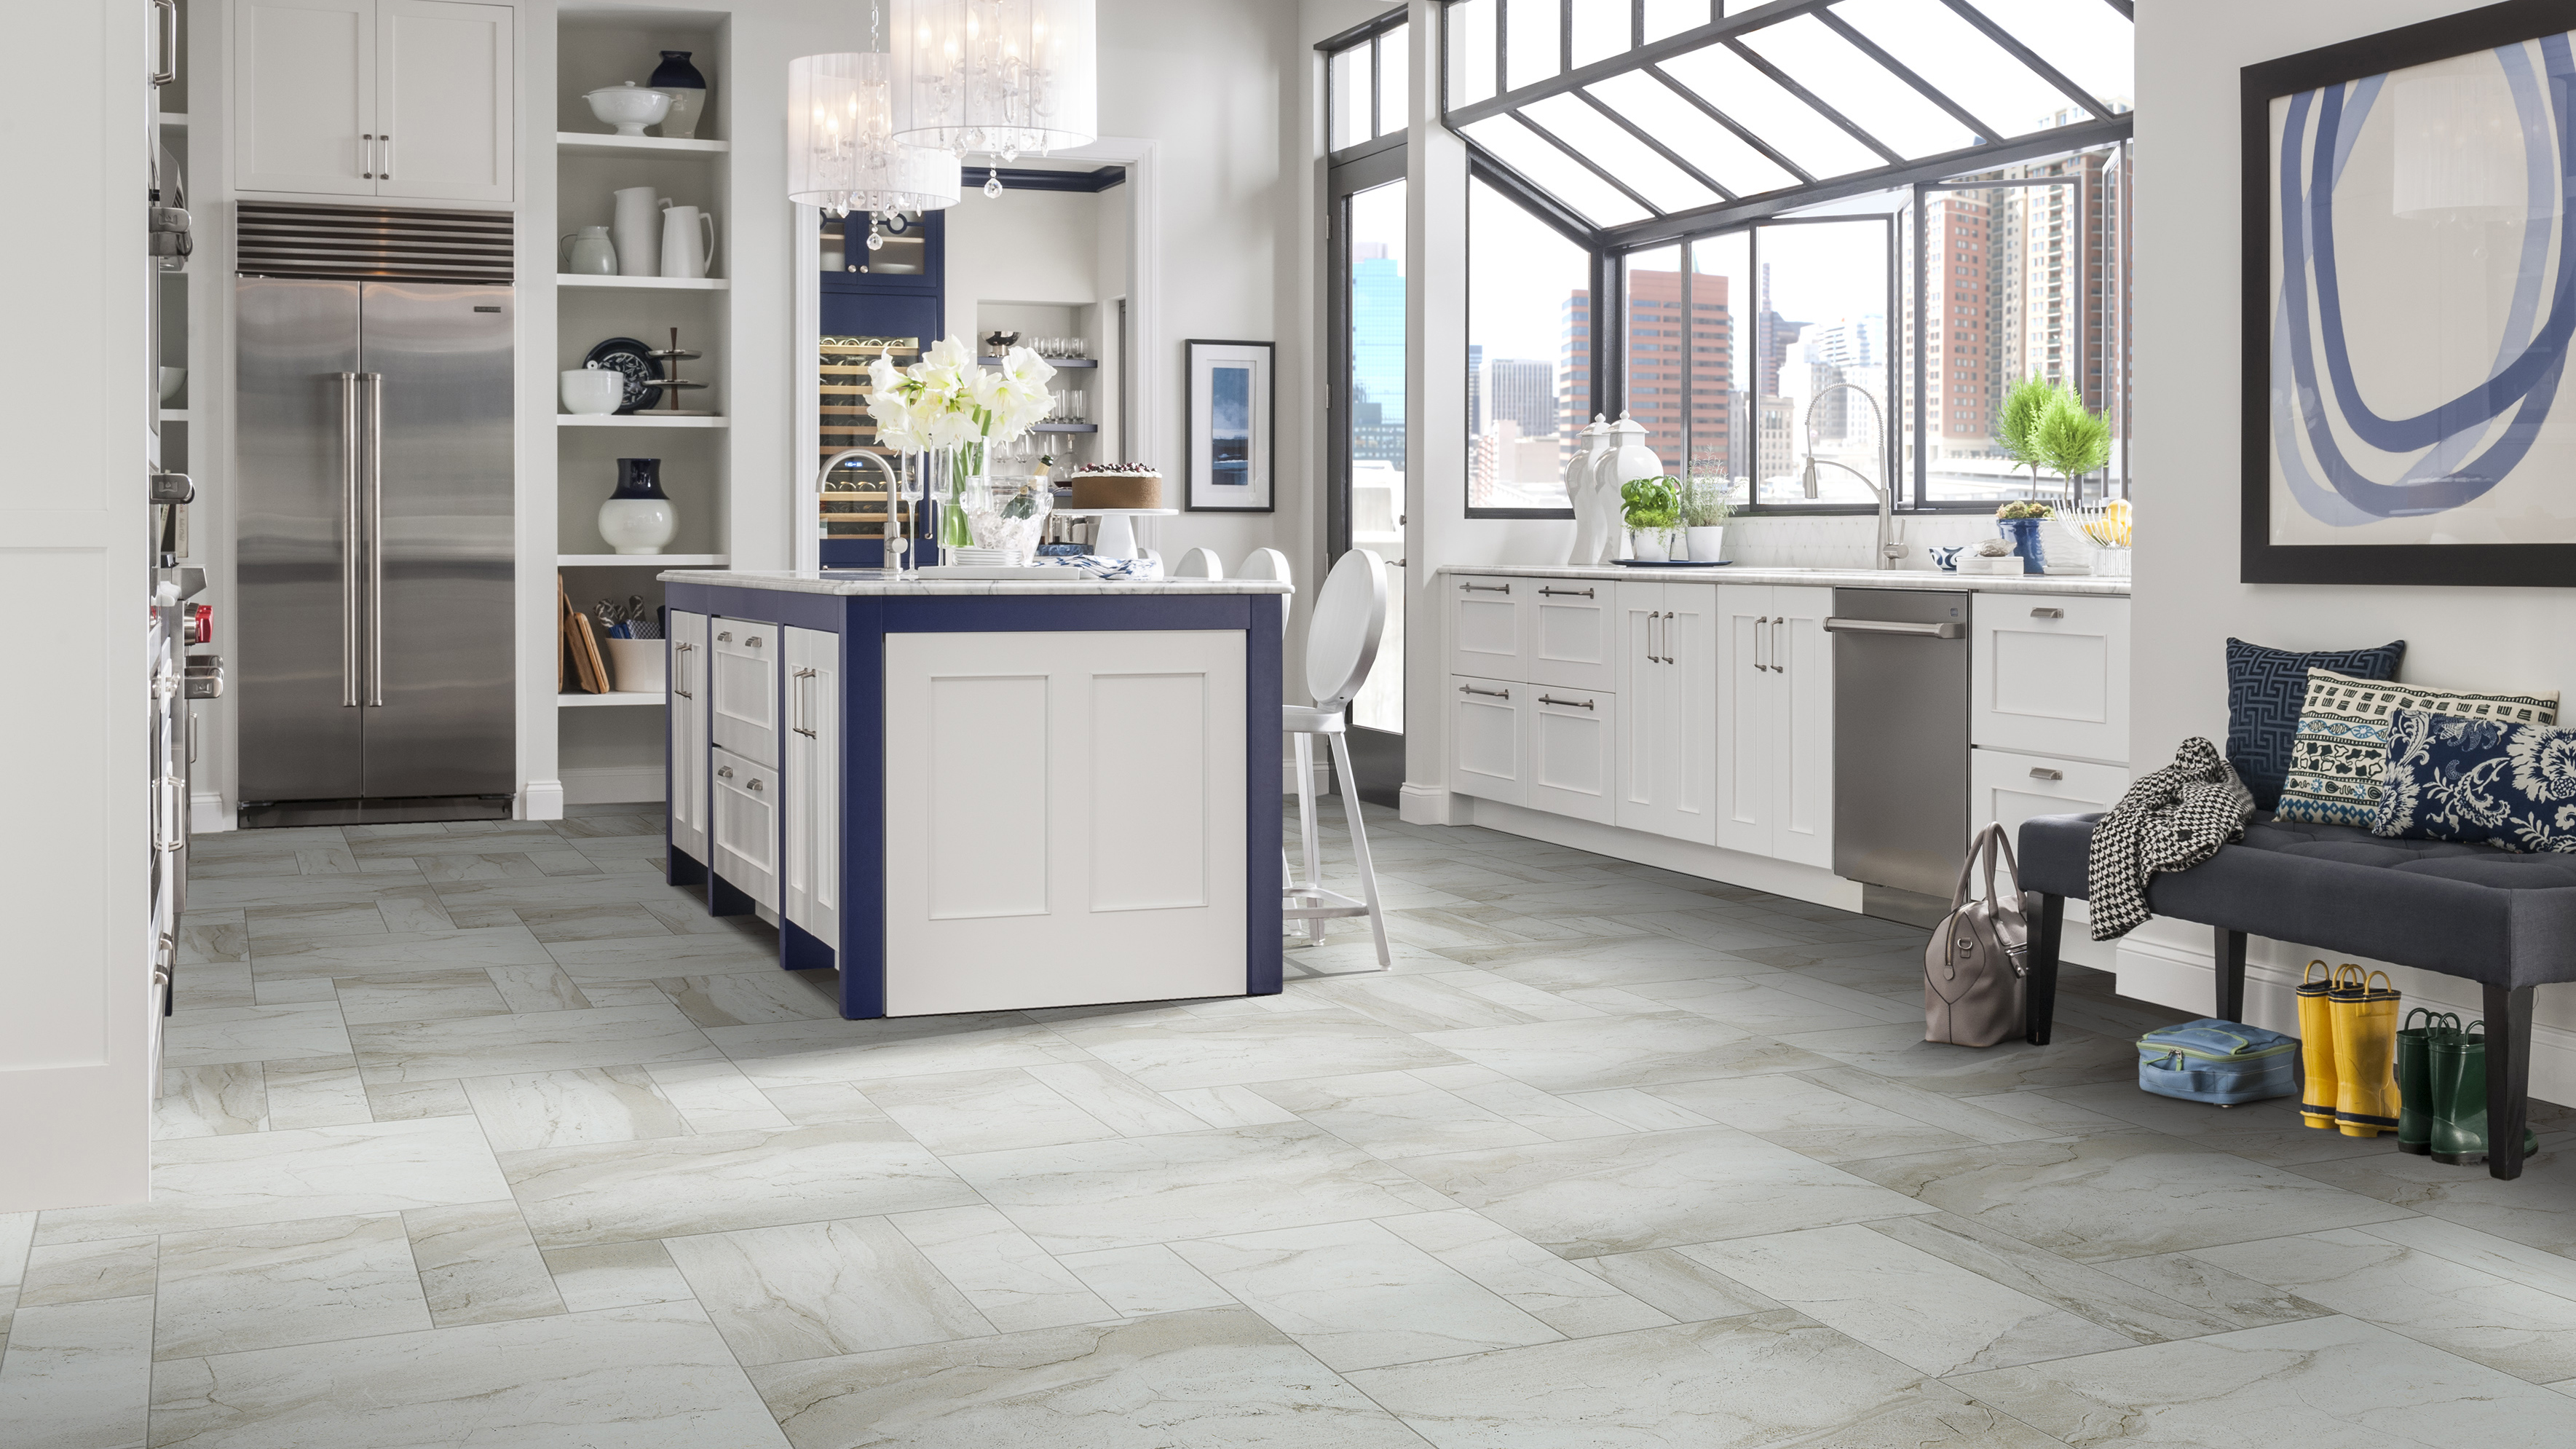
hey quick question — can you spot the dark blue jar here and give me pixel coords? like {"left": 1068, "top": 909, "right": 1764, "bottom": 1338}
{"left": 614, "top": 458, "right": 668, "bottom": 500}
{"left": 649, "top": 51, "right": 706, "bottom": 90}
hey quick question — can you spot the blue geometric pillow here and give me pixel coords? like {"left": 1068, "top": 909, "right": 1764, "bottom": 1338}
{"left": 2224, "top": 638, "right": 2406, "bottom": 810}
{"left": 2374, "top": 709, "right": 2576, "bottom": 853}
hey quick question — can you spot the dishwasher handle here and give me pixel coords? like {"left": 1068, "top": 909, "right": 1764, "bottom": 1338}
{"left": 1822, "top": 617, "right": 1965, "bottom": 639}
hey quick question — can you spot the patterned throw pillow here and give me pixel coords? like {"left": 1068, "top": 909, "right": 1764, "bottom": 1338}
{"left": 2224, "top": 638, "right": 2406, "bottom": 810}
{"left": 2276, "top": 670, "right": 2560, "bottom": 826}
{"left": 2374, "top": 710, "right": 2576, "bottom": 853}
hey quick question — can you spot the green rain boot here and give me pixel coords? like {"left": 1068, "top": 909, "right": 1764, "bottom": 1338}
{"left": 2427, "top": 1020, "right": 2540, "bottom": 1166}
{"left": 2395, "top": 1009, "right": 2454, "bottom": 1156}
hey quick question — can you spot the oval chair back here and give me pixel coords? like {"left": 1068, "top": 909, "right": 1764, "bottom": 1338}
{"left": 1173, "top": 546, "right": 1225, "bottom": 579}
{"left": 1236, "top": 548, "right": 1292, "bottom": 638}
{"left": 1305, "top": 548, "right": 1386, "bottom": 716}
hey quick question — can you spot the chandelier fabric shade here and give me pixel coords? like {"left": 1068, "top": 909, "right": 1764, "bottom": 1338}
{"left": 787, "top": 52, "right": 962, "bottom": 216}
{"left": 889, "top": 0, "right": 1097, "bottom": 159}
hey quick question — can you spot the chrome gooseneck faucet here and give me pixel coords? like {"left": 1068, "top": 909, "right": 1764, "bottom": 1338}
{"left": 817, "top": 447, "right": 906, "bottom": 574}
{"left": 1798, "top": 382, "right": 1906, "bottom": 570}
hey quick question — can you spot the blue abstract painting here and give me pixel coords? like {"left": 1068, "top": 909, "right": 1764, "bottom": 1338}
{"left": 1211, "top": 365, "right": 1251, "bottom": 486}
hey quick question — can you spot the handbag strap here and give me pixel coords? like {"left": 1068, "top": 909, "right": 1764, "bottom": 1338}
{"left": 1952, "top": 823, "right": 1999, "bottom": 910}
{"left": 1987, "top": 824, "right": 2026, "bottom": 908}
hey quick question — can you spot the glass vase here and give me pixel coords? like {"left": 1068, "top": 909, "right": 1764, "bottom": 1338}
{"left": 941, "top": 442, "right": 986, "bottom": 550}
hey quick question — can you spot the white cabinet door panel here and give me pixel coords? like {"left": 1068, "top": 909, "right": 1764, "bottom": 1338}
{"left": 1770, "top": 588, "right": 1836, "bottom": 871}
{"left": 882, "top": 631, "right": 1246, "bottom": 1016}
{"left": 1662, "top": 583, "right": 1719, "bottom": 846}
{"left": 236, "top": 0, "right": 377, "bottom": 195}
{"left": 667, "top": 611, "right": 709, "bottom": 863}
{"left": 1972, "top": 748, "right": 2127, "bottom": 928}
{"left": 1449, "top": 676, "right": 1523, "bottom": 805}
{"left": 782, "top": 626, "right": 839, "bottom": 944}
{"left": 710, "top": 745, "right": 778, "bottom": 910}
{"left": 1714, "top": 585, "right": 1772, "bottom": 856}
{"left": 1524, "top": 685, "right": 1615, "bottom": 824}
{"left": 1973, "top": 595, "right": 2130, "bottom": 765}
{"left": 378, "top": 0, "right": 513, "bottom": 202}
{"left": 1615, "top": 583, "right": 1662, "bottom": 832}
{"left": 710, "top": 620, "right": 781, "bottom": 767}
{"left": 1447, "top": 576, "right": 1525, "bottom": 683}
{"left": 1525, "top": 582, "right": 1617, "bottom": 692}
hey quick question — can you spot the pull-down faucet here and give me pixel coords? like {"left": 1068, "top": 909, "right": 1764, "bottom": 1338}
{"left": 1798, "top": 382, "right": 1906, "bottom": 570}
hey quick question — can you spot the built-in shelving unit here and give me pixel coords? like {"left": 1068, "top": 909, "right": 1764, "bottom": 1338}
{"left": 557, "top": 553, "right": 727, "bottom": 567}
{"left": 558, "top": 414, "right": 728, "bottom": 428}
{"left": 1034, "top": 422, "right": 1099, "bottom": 434}
{"left": 559, "top": 274, "right": 730, "bottom": 292}
{"left": 159, "top": 410, "right": 192, "bottom": 424}
{"left": 556, "top": 131, "right": 727, "bottom": 158}
{"left": 558, "top": 692, "right": 665, "bottom": 708}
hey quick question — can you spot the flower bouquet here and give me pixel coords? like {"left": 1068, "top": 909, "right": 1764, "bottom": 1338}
{"left": 865, "top": 338, "right": 1057, "bottom": 560}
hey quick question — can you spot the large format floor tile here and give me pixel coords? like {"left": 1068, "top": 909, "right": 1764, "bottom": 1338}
{"left": 663, "top": 1217, "right": 995, "bottom": 1365}
{"left": 1170, "top": 1219, "right": 1562, "bottom": 1370}
{"left": 33, "top": 1118, "right": 508, "bottom": 1244}
{"left": 501, "top": 1123, "right": 979, "bottom": 1248}
{"left": 349, "top": 1003, "right": 719, "bottom": 1083}
{"left": 1415, "top": 1013, "right": 1825, "bottom": 1093}
{"left": 2189, "top": 1228, "right": 2576, "bottom": 1383}
{"left": 152, "top": 1214, "right": 431, "bottom": 1359}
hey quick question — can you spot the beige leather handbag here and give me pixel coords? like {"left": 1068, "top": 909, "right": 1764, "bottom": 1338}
{"left": 1925, "top": 823, "right": 2031, "bottom": 1048}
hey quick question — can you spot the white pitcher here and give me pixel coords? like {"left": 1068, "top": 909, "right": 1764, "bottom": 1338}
{"left": 611, "top": 186, "right": 668, "bottom": 278}
{"left": 1576, "top": 418, "right": 1621, "bottom": 564}
{"left": 1562, "top": 415, "right": 1608, "bottom": 566}
{"left": 660, "top": 205, "right": 716, "bottom": 280}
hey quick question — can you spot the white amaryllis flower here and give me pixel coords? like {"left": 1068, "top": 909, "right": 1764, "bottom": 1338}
{"left": 864, "top": 336, "right": 1060, "bottom": 458}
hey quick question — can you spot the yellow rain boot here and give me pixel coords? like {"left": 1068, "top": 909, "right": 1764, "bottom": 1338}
{"left": 2296, "top": 960, "right": 2339, "bottom": 1130}
{"left": 2329, "top": 966, "right": 2401, "bottom": 1137}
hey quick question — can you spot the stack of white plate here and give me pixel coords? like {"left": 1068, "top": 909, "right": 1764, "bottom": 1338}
{"left": 944, "top": 548, "right": 1019, "bottom": 566}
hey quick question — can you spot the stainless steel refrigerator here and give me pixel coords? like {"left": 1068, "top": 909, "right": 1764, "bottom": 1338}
{"left": 235, "top": 204, "right": 515, "bottom": 826}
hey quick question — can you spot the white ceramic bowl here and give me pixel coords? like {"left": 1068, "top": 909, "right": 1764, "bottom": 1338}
{"left": 584, "top": 83, "right": 673, "bottom": 138}
{"left": 159, "top": 366, "right": 186, "bottom": 404}
{"left": 561, "top": 368, "right": 624, "bottom": 415}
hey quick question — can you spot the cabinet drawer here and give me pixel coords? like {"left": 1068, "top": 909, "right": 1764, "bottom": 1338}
{"left": 1972, "top": 747, "right": 2127, "bottom": 923}
{"left": 1449, "top": 674, "right": 1522, "bottom": 805}
{"left": 711, "top": 620, "right": 781, "bottom": 766}
{"left": 711, "top": 744, "right": 779, "bottom": 911}
{"left": 1972, "top": 595, "right": 2129, "bottom": 764}
{"left": 1447, "top": 576, "right": 1525, "bottom": 683}
{"left": 1526, "top": 582, "right": 1617, "bottom": 691}
{"left": 1523, "top": 685, "right": 1616, "bottom": 824}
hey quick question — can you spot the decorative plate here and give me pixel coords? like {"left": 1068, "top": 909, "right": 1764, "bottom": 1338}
{"left": 583, "top": 337, "right": 658, "bottom": 414}
{"left": 1610, "top": 558, "right": 1731, "bottom": 567}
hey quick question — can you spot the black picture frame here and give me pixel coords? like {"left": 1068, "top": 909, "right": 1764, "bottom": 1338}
{"left": 1185, "top": 339, "right": 1276, "bottom": 513}
{"left": 2243, "top": 0, "right": 2576, "bottom": 587}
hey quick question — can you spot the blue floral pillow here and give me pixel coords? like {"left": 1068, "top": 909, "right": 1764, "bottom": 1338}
{"left": 2374, "top": 709, "right": 2576, "bottom": 852}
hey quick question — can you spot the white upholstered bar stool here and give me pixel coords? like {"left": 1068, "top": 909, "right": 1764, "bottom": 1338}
{"left": 1236, "top": 548, "right": 1292, "bottom": 630}
{"left": 1281, "top": 548, "right": 1390, "bottom": 968}
{"left": 1173, "top": 546, "right": 1225, "bottom": 579}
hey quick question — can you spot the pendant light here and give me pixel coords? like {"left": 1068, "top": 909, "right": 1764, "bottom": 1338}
{"left": 787, "top": 2, "right": 958, "bottom": 226}
{"left": 890, "top": 0, "right": 1097, "bottom": 192}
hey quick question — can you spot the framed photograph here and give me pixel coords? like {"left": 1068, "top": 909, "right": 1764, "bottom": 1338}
{"left": 2244, "top": 0, "right": 2576, "bottom": 586}
{"left": 1185, "top": 339, "right": 1274, "bottom": 512}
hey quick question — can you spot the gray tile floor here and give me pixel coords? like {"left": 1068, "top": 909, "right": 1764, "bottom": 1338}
{"left": 4, "top": 804, "right": 2575, "bottom": 1446}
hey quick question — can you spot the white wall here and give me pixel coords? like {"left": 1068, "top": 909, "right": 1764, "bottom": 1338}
{"left": 1, "top": 0, "right": 153, "bottom": 1210}
{"left": 2130, "top": 0, "right": 2576, "bottom": 1098}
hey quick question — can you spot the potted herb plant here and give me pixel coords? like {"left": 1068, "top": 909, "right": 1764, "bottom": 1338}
{"left": 1621, "top": 476, "right": 1682, "bottom": 561}
{"left": 1679, "top": 475, "right": 1734, "bottom": 563}
{"left": 1995, "top": 500, "right": 2055, "bottom": 575}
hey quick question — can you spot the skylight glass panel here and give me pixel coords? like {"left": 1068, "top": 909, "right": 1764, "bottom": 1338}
{"left": 1964, "top": 0, "right": 2132, "bottom": 114}
{"left": 1737, "top": 13, "right": 1975, "bottom": 158}
{"left": 1656, "top": 42, "right": 1881, "bottom": 178}
{"left": 1447, "top": 0, "right": 1497, "bottom": 108}
{"left": 1589, "top": 70, "right": 1800, "bottom": 197}
{"left": 1643, "top": 0, "right": 1713, "bottom": 45}
{"left": 1831, "top": 0, "right": 2083, "bottom": 138}
{"left": 1522, "top": 92, "right": 1721, "bottom": 213}
{"left": 1378, "top": 24, "right": 1410, "bottom": 137}
{"left": 1461, "top": 115, "right": 1652, "bottom": 226}
{"left": 1505, "top": 0, "right": 1562, "bottom": 90}
{"left": 1571, "top": 0, "right": 1632, "bottom": 69}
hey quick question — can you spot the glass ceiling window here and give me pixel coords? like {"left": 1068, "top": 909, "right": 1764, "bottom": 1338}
{"left": 1443, "top": 0, "right": 2136, "bottom": 244}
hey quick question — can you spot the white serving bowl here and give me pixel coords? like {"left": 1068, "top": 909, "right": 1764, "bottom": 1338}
{"left": 584, "top": 83, "right": 673, "bottom": 137}
{"left": 561, "top": 368, "right": 624, "bottom": 415}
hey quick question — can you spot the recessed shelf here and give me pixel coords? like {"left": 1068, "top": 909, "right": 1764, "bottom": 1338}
{"left": 1033, "top": 422, "right": 1099, "bottom": 433}
{"left": 979, "top": 356, "right": 1099, "bottom": 368}
{"left": 556, "top": 553, "right": 728, "bottom": 566}
{"left": 556, "top": 131, "right": 729, "bottom": 157}
{"left": 157, "top": 112, "right": 189, "bottom": 127}
{"left": 558, "top": 692, "right": 665, "bottom": 708}
{"left": 558, "top": 274, "right": 730, "bottom": 291}
{"left": 558, "top": 414, "right": 729, "bottom": 428}
{"left": 159, "top": 409, "right": 192, "bottom": 423}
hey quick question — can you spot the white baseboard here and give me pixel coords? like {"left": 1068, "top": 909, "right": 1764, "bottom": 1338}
{"left": 1461, "top": 798, "right": 1865, "bottom": 912}
{"left": 561, "top": 767, "right": 665, "bottom": 807}
{"left": 189, "top": 792, "right": 232, "bottom": 833}
{"left": 1398, "top": 782, "right": 1454, "bottom": 826}
{"left": 518, "top": 779, "right": 566, "bottom": 820}
{"left": 2115, "top": 922, "right": 2576, "bottom": 1108}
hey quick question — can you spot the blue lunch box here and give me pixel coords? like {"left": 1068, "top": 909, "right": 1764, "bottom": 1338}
{"left": 2136, "top": 1019, "right": 2299, "bottom": 1105}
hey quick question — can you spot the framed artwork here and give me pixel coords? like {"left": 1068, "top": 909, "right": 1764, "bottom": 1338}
{"left": 1185, "top": 339, "right": 1274, "bottom": 512}
{"left": 2244, "top": 0, "right": 2576, "bottom": 586}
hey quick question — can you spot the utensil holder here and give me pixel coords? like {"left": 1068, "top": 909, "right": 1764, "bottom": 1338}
{"left": 603, "top": 638, "right": 666, "bottom": 693}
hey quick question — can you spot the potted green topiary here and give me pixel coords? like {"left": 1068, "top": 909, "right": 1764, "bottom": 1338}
{"left": 1621, "top": 476, "right": 1682, "bottom": 561}
{"left": 1679, "top": 475, "right": 1734, "bottom": 563}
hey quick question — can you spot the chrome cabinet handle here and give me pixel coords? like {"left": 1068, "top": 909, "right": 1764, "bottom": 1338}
{"left": 747, "top": 778, "right": 764, "bottom": 793}
{"left": 1771, "top": 615, "right": 1784, "bottom": 673}
{"left": 747, "top": 636, "right": 763, "bottom": 649}
{"left": 379, "top": 133, "right": 392, "bottom": 181}
{"left": 1459, "top": 582, "right": 1510, "bottom": 593}
{"left": 792, "top": 667, "right": 818, "bottom": 738}
{"left": 1822, "top": 617, "right": 1967, "bottom": 639}
{"left": 364, "top": 371, "right": 384, "bottom": 707}
{"left": 716, "top": 765, "right": 734, "bottom": 779}
{"left": 2029, "top": 767, "right": 2064, "bottom": 781}
{"left": 361, "top": 134, "right": 376, "bottom": 180}
{"left": 151, "top": 0, "right": 178, "bottom": 85}
{"left": 339, "top": 372, "right": 361, "bottom": 707}
{"left": 1538, "top": 586, "right": 1594, "bottom": 599}
{"left": 673, "top": 642, "right": 695, "bottom": 698}
{"left": 1538, "top": 695, "right": 1594, "bottom": 710}
{"left": 1753, "top": 615, "right": 1769, "bottom": 673}
{"left": 2031, "top": 607, "right": 2064, "bottom": 619}
{"left": 1458, "top": 684, "right": 1509, "bottom": 699}
{"left": 716, "top": 631, "right": 732, "bottom": 643}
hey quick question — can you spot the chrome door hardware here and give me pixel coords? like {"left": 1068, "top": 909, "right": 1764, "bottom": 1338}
{"left": 1459, "top": 582, "right": 1510, "bottom": 593}
{"left": 1754, "top": 615, "right": 1770, "bottom": 671}
{"left": 1822, "top": 617, "right": 1967, "bottom": 639}
{"left": 1458, "top": 684, "right": 1509, "bottom": 699}
{"left": 791, "top": 668, "right": 818, "bottom": 738}
{"left": 746, "top": 778, "right": 764, "bottom": 793}
{"left": 1538, "top": 695, "right": 1595, "bottom": 710}
{"left": 1771, "top": 616, "right": 1785, "bottom": 672}
{"left": 716, "top": 765, "right": 735, "bottom": 779}
{"left": 2029, "top": 767, "right": 2063, "bottom": 781}
{"left": 1538, "top": 586, "right": 1594, "bottom": 599}
{"left": 2031, "top": 607, "right": 2064, "bottom": 619}
{"left": 673, "top": 642, "right": 695, "bottom": 698}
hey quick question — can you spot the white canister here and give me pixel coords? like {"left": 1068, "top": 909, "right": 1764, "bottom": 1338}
{"left": 1576, "top": 417, "right": 1620, "bottom": 564}
{"left": 561, "top": 367, "right": 623, "bottom": 415}
{"left": 1683, "top": 525, "right": 1723, "bottom": 563}
{"left": 611, "top": 186, "right": 668, "bottom": 278}
{"left": 1600, "top": 413, "right": 1662, "bottom": 561}
{"left": 1561, "top": 414, "right": 1607, "bottom": 566}
{"left": 660, "top": 205, "right": 717, "bottom": 280}
{"left": 602, "top": 637, "right": 668, "bottom": 693}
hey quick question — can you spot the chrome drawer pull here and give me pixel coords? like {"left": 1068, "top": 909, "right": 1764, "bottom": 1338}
{"left": 747, "top": 636, "right": 763, "bottom": 649}
{"left": 1460, "top": 582, "right": 1511, "bottom": 593}
{"left": 716, "top": 631, "right": 733, "bottom": 643}
{"left": 1538, "top": 586, "right": 1594, "bottom": 599}
{"left": 747, "top": 779, "right": 764, "bottom": 793}
{"left": 716, "top": 765, "right": 734, "bottom": 779}
{"left": 2031, "top": 607, "right": 2064, "bottom": 619}
{"left": 2029, "top": 767, "right": 2063, "bottom": 781}
{"left": 1458, "top": 684, "right": 1510, "bottom": 699}
{"left": 1538, "top": 695, "right": 1594, "bottom": 710}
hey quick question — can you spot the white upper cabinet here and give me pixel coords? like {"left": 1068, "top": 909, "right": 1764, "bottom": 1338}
{"left": 236, "top": 0, "right": 514, "bottom": 203}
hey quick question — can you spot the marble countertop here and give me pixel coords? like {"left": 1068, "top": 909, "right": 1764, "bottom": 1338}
{"left": 658, "top": 569, "right": 1294, "bottom": 596}
{"left": 1436, "top": 563, "right": 2130, "bottom": 596}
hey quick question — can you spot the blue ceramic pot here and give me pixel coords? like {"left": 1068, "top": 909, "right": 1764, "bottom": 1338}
{"left": 613, "top": 457, "right": 668, "bottom": 500}
{"left": 649, "top": 51, "right": 706, "bottom": 90}
{"left": 2000, "top": 517, "right": 2045, "bottom": 574}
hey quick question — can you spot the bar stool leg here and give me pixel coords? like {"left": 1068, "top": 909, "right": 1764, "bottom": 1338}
{"left": 1293, "top": 730, "right": 1324, "bottom": 944}
{"left": 1327, "top": 731, "right": 1390, "bottom": 970}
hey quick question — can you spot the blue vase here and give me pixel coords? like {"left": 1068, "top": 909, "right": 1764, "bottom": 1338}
{"left": 649, "top": 52, "right": 708, "bottom": 139}
{"left": 2002, "top": 518, "right": 2046, "bottom": 574}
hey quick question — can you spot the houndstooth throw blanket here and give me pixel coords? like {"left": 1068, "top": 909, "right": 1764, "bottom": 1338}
{"left": 2088, "top": 737, "right": 2256, "bottom": 941}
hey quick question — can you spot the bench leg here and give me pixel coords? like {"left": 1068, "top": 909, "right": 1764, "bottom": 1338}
{"left": 2484, "top": 982, "right": 2535, "bottom": 1181}
{"left": 2216, "top": 927, "right": 2247, "bottom": 1024}
{"left": 2026, "top": 893, "right": 2063, "bottom": 1046}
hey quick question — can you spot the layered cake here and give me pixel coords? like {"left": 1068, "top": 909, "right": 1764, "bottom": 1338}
{"left": 1067, "top": 462, "right": 1163, "bottom": 510}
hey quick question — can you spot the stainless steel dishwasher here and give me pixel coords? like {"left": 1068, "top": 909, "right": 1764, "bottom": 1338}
{"left": 1825, "top": 589, "right": 1970, "bottom": 914}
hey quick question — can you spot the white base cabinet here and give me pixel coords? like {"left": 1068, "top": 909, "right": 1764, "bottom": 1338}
{"left": 781, "top": 627, "right": 840, "bottom": 945}
{"left": 1449, "top": 676, "right": 1523, "bottom": 805}
{"left": 1972, "top": 747, "right": 2127, "bottom": 926}
{"left": 1972, "top": 593, "right": 2130, "bottom": 765}
{"left": 1525, "top": 683, "right": 1616, "bottom": 824}
{"left": 709, "top": 745, "right": 778, "bottom": 911}
{"left": 710, "top": 620, "right": 781, "bottom": 767}
{"left": 668, "top": 611, "right": 708, "bottom": 864}
{"left": 1615, "top": 581, "right": 1718, "bottom": 845}
{"left": 1715, "top": 585, "right": 1835, "bottom": 870}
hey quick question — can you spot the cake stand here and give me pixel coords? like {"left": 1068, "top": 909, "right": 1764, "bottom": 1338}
{"left": 1052, "top": 508, "right": 1177, "bottom": 562}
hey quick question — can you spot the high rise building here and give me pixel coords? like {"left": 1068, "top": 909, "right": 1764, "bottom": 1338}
{"left": 1350, "top": 241, "right": 1406, "bottom": 464}
{"left": 1466, "top": 343, "right": 1484, "bottom": 435}
{"left": 1482, "top": 358, "right": 1554, "bottom": 441}
{"left": 1919, "top": 189, "right": 2000, "bottom": 452}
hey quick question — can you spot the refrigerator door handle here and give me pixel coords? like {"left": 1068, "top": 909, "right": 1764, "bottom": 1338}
{"left": 364, "top": 371, "right": 386, "bottom": 708}
{"left": 339, "top": 371, "right": 362, "bottom": 707}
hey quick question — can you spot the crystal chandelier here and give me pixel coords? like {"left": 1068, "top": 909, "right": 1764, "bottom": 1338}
{"left": 787, "top": 51, "right": 960, "bottom": 225}
{"left": 890, "top": 0, "right": 1097, "bottom": 194}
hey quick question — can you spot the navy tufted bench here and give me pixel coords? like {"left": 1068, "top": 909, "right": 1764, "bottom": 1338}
{"left": 2018, "top": 811, "right": 2576, "bottom": 1180}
